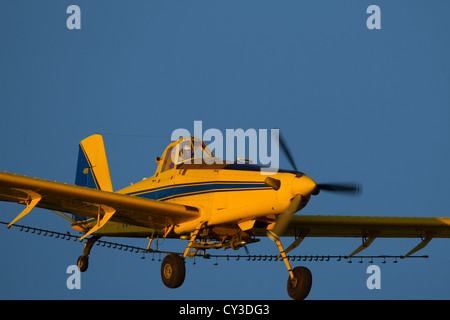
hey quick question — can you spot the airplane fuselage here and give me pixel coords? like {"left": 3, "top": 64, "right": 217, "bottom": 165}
{"left": 117, "top": 162, "right": 315, "bottom": 240}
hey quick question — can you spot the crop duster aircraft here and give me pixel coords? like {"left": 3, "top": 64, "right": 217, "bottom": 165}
{"left": 2, "top": 134, "right": 450, "bottom": 300}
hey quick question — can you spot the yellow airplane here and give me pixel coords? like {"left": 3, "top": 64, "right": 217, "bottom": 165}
{"left": 1, "top": 133, "right": 450, "bottom": 300}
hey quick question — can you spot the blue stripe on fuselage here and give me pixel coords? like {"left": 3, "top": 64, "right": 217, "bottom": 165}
{"left": 128, "top": 182, "right": 271, "bottom": 201}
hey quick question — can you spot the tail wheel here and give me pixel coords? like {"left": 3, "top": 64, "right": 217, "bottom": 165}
{"left": 77, "top": 255, "right": 89, "bottom": 272}
{"left": 287, "top": 266, "right": 312, "bottom": 300}
{"left": 161, "top": 253, "right": 186, "bottom": 289}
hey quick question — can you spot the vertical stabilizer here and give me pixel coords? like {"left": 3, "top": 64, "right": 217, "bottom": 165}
{"left": 75, "top": 134, "right": 113, "bottom": 192}
{"left": 73, "top": 134, "right": 113, "bottom": 230}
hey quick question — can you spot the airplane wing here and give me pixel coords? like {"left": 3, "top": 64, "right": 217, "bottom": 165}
{"left": 282, "top": 215, "right": 450, "bottom": 238}
{"left": 271, "top": 214, "right": 450, "bottom": 258}
{"left": 0, "top": 171, "right": 200, "bottom": 235}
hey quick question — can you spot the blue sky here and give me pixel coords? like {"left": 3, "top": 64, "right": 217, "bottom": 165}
{"left": 1, "top": 0, "right": 450, "bottom": 300}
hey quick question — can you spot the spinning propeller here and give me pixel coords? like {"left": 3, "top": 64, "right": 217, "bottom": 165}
{"left": 276, "top": 131, "right": 361, "bottom": 196}
{"left": 267, "top": 131, "right": 362, "bottom": 241}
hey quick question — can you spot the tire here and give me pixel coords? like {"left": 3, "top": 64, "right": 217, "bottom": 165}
{"left": 161, "top": 253, "right": 186, "bottom": 289}
{"left": 287, "top": 266, "right": 312, "bottom": 300}
{"left": 77, "top": 255, "right": 89, "bottom": 272}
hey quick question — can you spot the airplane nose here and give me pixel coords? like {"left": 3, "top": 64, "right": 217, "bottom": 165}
{"left": 291, "top": 175, "right": 317, "bottom": 196}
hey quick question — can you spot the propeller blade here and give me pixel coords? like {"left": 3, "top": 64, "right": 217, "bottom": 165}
{"left": 267, "top": 195, "right": 302, "bottom": 241}
{"left": 274, "top": 128, "right": 362, "bottom": 197}
{"left": 275, "top": 131, "right": 299, "bottom": 173}
{"left": 316, "top": 183, "right": 361, "bottom": 196}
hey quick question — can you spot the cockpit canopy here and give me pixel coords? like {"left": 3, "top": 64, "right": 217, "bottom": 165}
{"left": 156, "top": 137, "right": 215, "bottom": 173}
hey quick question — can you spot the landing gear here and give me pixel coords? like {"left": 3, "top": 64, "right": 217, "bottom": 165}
{"left": 160, "top": 223, "right": 203, "bottom": 289}
{"left": 76, "top": 235, "right": 100, "bottom": 272}
{"left": 161, "top": 253, "right": 186, "bottom": 288}
{"left": 271, "top": 236, "right": 313, "bottom": 300}
{"left": 77, "top": 255, "right": 89, "bottom": 272}
{"left": 287, "top": 266, "right": 312, "bottom": 300}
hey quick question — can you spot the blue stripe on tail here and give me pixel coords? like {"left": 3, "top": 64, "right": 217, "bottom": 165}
{"left": 73, "top": 145, "right": 97, "bottom": 223}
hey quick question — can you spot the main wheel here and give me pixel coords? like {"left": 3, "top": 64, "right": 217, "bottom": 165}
{"left": 287, "top": 266, "right": 312, "bottom": 300}
{"left": 161, "top": 253, "right": 186, "bottom": 289}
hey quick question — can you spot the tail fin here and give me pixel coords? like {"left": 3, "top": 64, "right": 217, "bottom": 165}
{"left": 73, "top": 134, "right": 113, "bottom": 230}
{"left": 75, "top": 134, "right": 113, "bottom": 192}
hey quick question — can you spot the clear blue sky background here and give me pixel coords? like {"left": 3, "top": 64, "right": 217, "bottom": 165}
{"left": 1, "top": 0, "right": 450, "bottom": 300}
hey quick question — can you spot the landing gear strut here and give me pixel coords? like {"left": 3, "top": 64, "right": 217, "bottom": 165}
{"left": 272, "top": 236, "right": 312, "bottom": 300}
{"left": 160, "top": 223, "right": 203, "bottom": 289}
{"left": 77, "top": 235, "right": 100, "bottom": 272}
